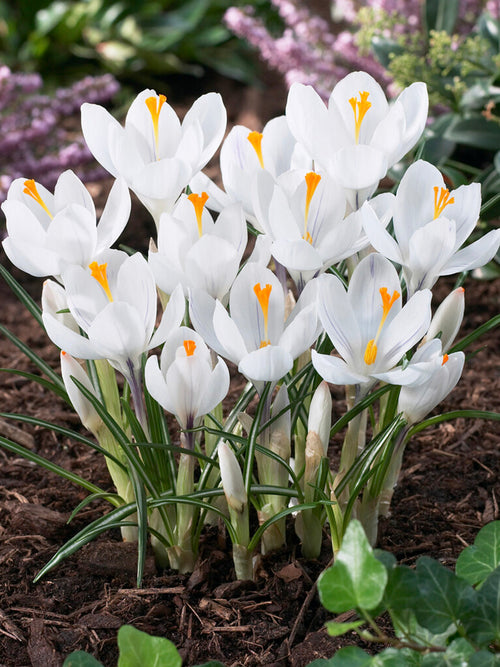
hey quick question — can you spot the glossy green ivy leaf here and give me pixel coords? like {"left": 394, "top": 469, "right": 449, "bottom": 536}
{"left": 456, "top": 521, "right": 500, "bottom": 587}
{"left": 63, "top": 653, "right": 104, "bottom": 667}
{"left": 415, "top": 557, "right": 477, "bottom": 635}
{"left": 117, "top": 625, "right": 181, "bottom": 667}
{"left": 318, "top": 521, "right": 388, "bottom": 613}
{"left": 420, "top": 638, "right": 475, "bottom": 666}
{"left": 468, "top": 651, "right": 500, "bottom": 667}
{"left": 462, "top": 567, "right": 500, "bottom": 646}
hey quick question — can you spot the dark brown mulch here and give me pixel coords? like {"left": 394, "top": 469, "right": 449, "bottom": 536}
{"left": 0, "top": 73, "right": 499, "bottom": 667}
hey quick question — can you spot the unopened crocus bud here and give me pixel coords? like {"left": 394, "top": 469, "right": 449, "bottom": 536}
{"left": 307, "top": 380, "right": 332, "bottom": 456}
{"left": 60, "top": 351, "right": 102, "bottom": 435}
{"left": 218, "top": 442, "right": 247, "bottom": 514}
{"left": 423, "top": 287, "right": 465, "bottom": 352}
{"left": 398, "top": 347, "right": 465, "bottom": 425}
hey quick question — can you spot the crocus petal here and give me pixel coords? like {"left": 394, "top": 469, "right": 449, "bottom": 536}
{"left": 196, "top": 357, "right": 230, "bottom": 417}
{"left": 317, "top": 273, "right": 360, "bottom": 366}
{"left": 95, "top": 177, "right": 131, "bottom": 253}
{"left": 312, "top": 349, "right": 368, "bottom": 386}
{"left": 43, "top": 311, "right": 104, "bottom": 359}
{"left": 238, "top": 345, "right": 293, "bottom": 382}
{"left": 149, "top": 283, "right": 185, "bottom": 349}
{"left": 145, "top": 355, "right": 176, "bottom": 415}
{"left": 81, "top": 103, "right": 122, "bottom": 177}
{"left": 213, "top": 300, "right": 248, "bottom": 365}
{"left": 54, "top": 170, "right": 96, "bottom": 217}
{"left": 441, "top": 229, "right": 500, "bottom": 275}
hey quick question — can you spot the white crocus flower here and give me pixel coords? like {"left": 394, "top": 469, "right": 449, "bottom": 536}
{"left": 189, "top": 262, "right": 320, "bottom": 388}
{"left": 312, "top": 253, "right": 432, "bottom": 393}
{"left": 286, "top": 72, "right": 428, "bottom": 210}
{"left": 190, "top": 115, "right": 311, "bottom": 228}
{"left": 376, "top": 339, "right": 465, "bottom": 424}
{"left": 145, "top": 327, "right": 229, "bottom": 433}
{"left": 149, "top": 192, "right": 247, "bottom": 301}
{"left": 81, "top": 89, "right": 226, "bottom": 227}
{"left": 363, "top": 160, "right": 500, "bottom": 295}
{"left": 253, "top": 168, "right": 363, "bottom": 291}
{"left": 42, "top": 252, "right": 185, "bottom": 389}
{"left": 2, "top": 171, "right": 130, "bottom": 279}
{"left": 423, "top": 286, "right": 465, "bottom": 353}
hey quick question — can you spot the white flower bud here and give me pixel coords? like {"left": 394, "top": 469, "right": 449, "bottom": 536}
{"left": 218, "top": 442, "right": 247, "bottom": 514}
{"left": 60, "top": 351, "right": 102, "bottom": 435}
{"left": 307, "top": 380, "right": 332, "bottom": 456}
{"left": 424, "top": 287, "right": 464, "bottom": 352}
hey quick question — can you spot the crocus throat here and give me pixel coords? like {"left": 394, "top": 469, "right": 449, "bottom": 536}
{"left": 247, "top": 131, "right": 264, "bottom": 168}
{"left": 145, "top": 94, "right": 167, "bottom": 160}
{"left": 184, "top": 340, "right": 196, "bottom": 356}
{"left": 349, "top": 91, "right": 371, "bottom": 144}
{"left": 89, "top": 261, "right": 113, "bottom": 302}
{"left": 433, "top": 186, "right": 454, "bottom": 219}
{"left": 303, "top": 172, "right": 321, "bottom": 243}
{"left": 364, "top": 286, "right": 400, "bottom": 365}
{"left": 23, "top": 179, "right": 53, "bottom": 219}
{"left": 187, "top": 192, "right": 209, "bottom": 237}
{"left": 253, "top": 282, "right": 272, "bottom": 348}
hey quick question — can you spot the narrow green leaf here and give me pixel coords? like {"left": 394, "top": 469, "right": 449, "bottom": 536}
{"left": 456, "top": 521, "right": 500, "bottom": 587}
{"left": 318, "top": 520, "right": 388, "bottom": 613}
{"left": 0, "top": 368, "right": 70, "bottom": 403}
{"left": 424, "top": 0, "right": 459, "bottom": 33}
{"left": 415, "top": 557, "right": 477, "bottom": 634}
{"left": 117, "top": 625, "right": 182, "bottom": 667}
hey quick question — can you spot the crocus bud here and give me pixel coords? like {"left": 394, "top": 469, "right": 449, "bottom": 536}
{"left": 423, "top": 287, "right": 464, "bottom": 352}
{"left": 398, "top": 350, "right": 465, "bottom": 425}
{"left": 218, "top": 442, "right": 247, "bottom": 514}
{"left": 60, "top": 351, "right": 102, "bottom": 435}
{"left": 307, "top": 381, "right": 332, "bottom": 456}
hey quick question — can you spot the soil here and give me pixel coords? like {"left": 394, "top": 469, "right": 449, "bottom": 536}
{"left": 0, "top": 72, "right": 499, "bottom": 667}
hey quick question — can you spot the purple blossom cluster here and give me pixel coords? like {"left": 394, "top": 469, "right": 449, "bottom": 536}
{"left": 225, "top": 0, "right": 499, "bottom": 100}
{"left": 0, "top": 67, "right": 119, "bottom": 204}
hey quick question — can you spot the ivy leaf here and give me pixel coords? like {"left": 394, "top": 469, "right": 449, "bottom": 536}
{"left": 420, "top": 639, "right": 475, "bottom": 666}
{"left": 117, "top": 625, "right": 182, "bottom": 667}
{"left": 456, "top": 521, "right": 500, "bottom": 587}
{"left": 462, "top": 567, "right": 500, "bottom": 647}
{"left": 318, "top": 521, "right": 388, "bottom": 613}
{"left": 468, "top": 651, "right": 500, "bottom": 667}
{"left": 415, "top": 557, "right": 477, "bottom": 634}
{"left": 63, "top": 653, "right": 104, "bottom": 667}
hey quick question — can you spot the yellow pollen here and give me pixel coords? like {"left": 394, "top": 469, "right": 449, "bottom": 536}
{"left": 253, "top": 282, "right": 272, "bottom": 347}
{"left": 364, "top": 286, "right": 400, "bottom": 365}
{"left": 23, "top": 179, "right": 53, "bottom": 218}
{"left": 184, "top": 340, "right": 196, "bottom": 357}
{"left": 303, "top": 171, "right": 321, "bottom": 243}
{"left": 89, "top": 261, "right": 113, "bottom": 302}
{"left": 348, "top": 90, "right": 371, "bottom": 144}
{"left": 145, "top": 94, "right": 167, "bottom": 159}
{"left": 188, "top": 192, "right": 209, "bottom": 237}
{"left": 442, "top": 353, "right": 449, "bottom": 366}
{"left": 433, "top": 186, "right": 455, "bottom": 219}
{"left": 247, "top": 131, "right": 264, "bottom": 168}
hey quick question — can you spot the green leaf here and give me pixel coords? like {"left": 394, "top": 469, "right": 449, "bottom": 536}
{"left": 63, "top": 651, "right": 104, "bottom": 666}
{"left": 456, "top": 522, "right": 500, "bottom": 587}
{"left": 468, "top": 651, "right": 500, "bottom": 667}
{"left": 443, "top": 116, "right": 500, "bottom": 150}
{"left": 462, "top": 567, "right": 500, "bottom": 646}
{"left": 318, "top": 520, "right": 388, "bottom": 613}
{"left": 424, "top": 0, "right": 459, "bottom": 34}
{"left": 372, "top": 648, "right": 422, "bottom": 666}
{"left": 117, "top": 625, "right": 181, "bottom": 667}
{"left": 384, "top": 565, "right": 420, "bottom": 631}
{"left": 325, "top": 619, "right": 363, "bottom": 636}
{"left": 420, "top": 638, "right": 475, "bottom": 666}
{"left": 415, "top": 557, "right": 477, "bottom": 635}
{"left": 323, "top": 646, "right": 373, "bottom": 666}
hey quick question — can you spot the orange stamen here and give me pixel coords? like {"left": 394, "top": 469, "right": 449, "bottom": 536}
{"left": 247, "top": 131, "right": 264, "bottom": 168}
{"left": 184, "top": 340, "right": 196, "bottom": 357}
{"left": 89, "top": 261, "right": 113, "bottom": 302}
{"left": 442, "top": 353, "right": 449, "bottom": 366}
{"left": 187, "top": 192, "right": 209, "bottom": 237}
{"left": 145, "top": 94, "right": 167, "bottom": 159}
{"left": 23, "top": 179, "right": 53, "bottom": 218}
{"left": 348, "top": 91, "right": 371, "bottom": 144}
{"left": 364, "top": 287, "right": 400, "bottom": 365}
{"left": 303, "top": 171, "right": 321, "bottom": 243}
{"left": 433, "top": 186, "right": 455, "bottom": 219}
{"left": 253, "top": 282, "right": 272, "bottom": 347}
